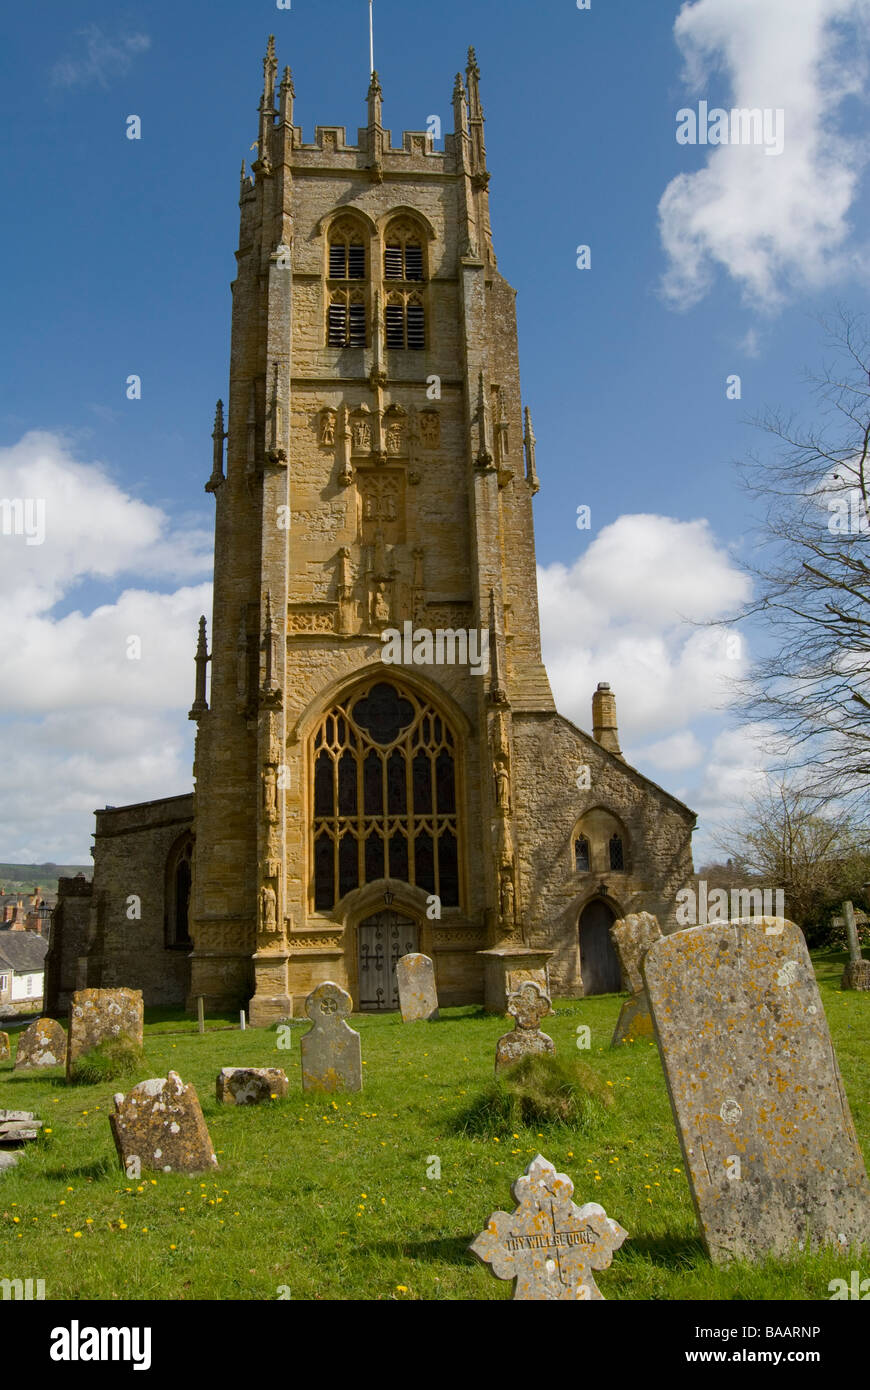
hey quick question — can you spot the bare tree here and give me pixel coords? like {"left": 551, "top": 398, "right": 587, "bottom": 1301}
{"left": 726, "top": 309, "right": 870, "bottom": 808}
{"left": 715, "top": 777, "right": 870, "bottom": 927}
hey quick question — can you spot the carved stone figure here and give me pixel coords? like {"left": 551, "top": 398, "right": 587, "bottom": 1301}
{"left": 495, "top": 761, "right": 511, "bottom": 814}
{"left": 420, "top": 412, "right": 440, "bottom": 448}
{"left": 263, "top": 764, "right": 278, "bottom": 821}
{"left": 320, "top": 410, "right": 336, "bottom": 446}
{"left": 260, "top": 884, "right": 278, "bottom": 933}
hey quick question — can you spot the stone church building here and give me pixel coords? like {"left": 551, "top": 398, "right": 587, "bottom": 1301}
{"left": 48, "top": 42, "right": 695, "bottom": 1023}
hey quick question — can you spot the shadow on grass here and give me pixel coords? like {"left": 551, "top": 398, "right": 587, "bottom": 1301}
{"left": 0, "top": 1071, "right": 67, "bottom": 1085}
{"left": 43, "top": 1156, "right": 116, "bottom": 1181}
{"left": 367, "top": 1234, "right": 477, "bottom": 1266}
{"left": 625, "top": 1232, "right": 706, "bottom": 1268}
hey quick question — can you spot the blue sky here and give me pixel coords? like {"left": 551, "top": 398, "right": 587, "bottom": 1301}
{"left": 1, "top": 0, "right": 869, "bottom": 862}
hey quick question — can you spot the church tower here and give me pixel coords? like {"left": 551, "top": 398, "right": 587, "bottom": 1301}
{"left": 184, "top": 39, "right": 696, "bottom": 1025}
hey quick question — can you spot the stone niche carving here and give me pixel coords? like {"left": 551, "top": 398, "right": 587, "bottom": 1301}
{"left": 319, "top": 408, "right": 337, "bottom": 447}
{"left": 384, "top": 404, "right": 408, "bottom": 457}
{"left": 419, "top": 411, "right": 441, "bottom": 449}
{"left": 351, "top": 406, "right": 372, "bottom": 454}
{"left": 358, "top": 472, "right": 405, "bottom": 545}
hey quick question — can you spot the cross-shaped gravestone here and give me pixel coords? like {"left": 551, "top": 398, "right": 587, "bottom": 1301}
{"left": 495, "top": 980, "right": 555, "bottom": 1072}
{"left": 469, "top": 1154, "right": 628, "bottom": 1300}
{"left": 609, "top": 911, "right": 662, "bottom": 1045}
{"left": 300, "top": 982, "right": 362, "bottom": 1093}
{"left": 832, "top": 901, "right": 870, "bottom": 991}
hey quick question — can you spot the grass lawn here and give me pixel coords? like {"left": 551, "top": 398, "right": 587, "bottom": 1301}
{"left": 0, "top": 948, "right": 866, "bottom": 1301}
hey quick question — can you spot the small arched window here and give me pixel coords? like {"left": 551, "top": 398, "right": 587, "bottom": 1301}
{"left": 328, "top": 220, "right": 366, "bottom": 281}
{"left": 609, "top": 835, "right": 625, "bottom": 871}
{"left": 574, "top": 835, "right": 590, "bottom": 872}
{"left": 384, "top": 220, "right": 425, "bottom": 282}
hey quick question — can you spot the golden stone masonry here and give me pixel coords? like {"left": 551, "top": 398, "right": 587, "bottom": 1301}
{"left": 47, "top": 40, "right": 695, "bottom": 1022}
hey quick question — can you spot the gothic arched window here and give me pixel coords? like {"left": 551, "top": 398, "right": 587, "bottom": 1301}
{"left": 328, "top": 290, "right": 367, "bottom": 348}
{"left": 385, "top": 292, "right": 425, "bottom": 351}
{"left": 384, "top": 219, "right": 425, "bottom": 281}
{"left": 311, "top": 680, "right": 460, "bottom": 911}
{"left": 574, "top": 835, "right": 590, "bottom": 873}
{"left": 609, "top": 834, "right": 625, "bottom": 872}
{"left": 165, "top": 833, "right": 193, "bottom": 949}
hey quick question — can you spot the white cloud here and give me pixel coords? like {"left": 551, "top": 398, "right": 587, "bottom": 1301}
{"left": 539, "top": 513, "right": 751, "bottom": 741}
{"left": 50, "top": 25, "right": 151, "bottom": 90}
{"left": 659, "top": 0, "right": 870, "bottom": 309}
{"left": 633, "top": 730, "right": 705, "bottom": 772}
{"left": 0, "top": 433, "right": 212, "bottom": 860}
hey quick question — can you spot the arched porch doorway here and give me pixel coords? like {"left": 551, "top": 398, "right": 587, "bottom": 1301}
{"left": 578, "top": 899, "right": 621, "bottom": 995}
{"left": 357, "top": 909, "right": 419, "bottom": 1011}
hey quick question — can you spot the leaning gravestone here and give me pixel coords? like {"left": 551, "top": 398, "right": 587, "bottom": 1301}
{"left": 13, "top": 1018, "right": 67, "bottom": 1070}
{"left": 216, "top": 1067, "right": 289, "bottom": 1105}
{"left": 300, "top": 982, "right": 362, "bottom": 1093}
{"left": 396, "top": 952, "right": 439, "bottom": 1022}
{"left": 0, "top": 1032, "right": 10, "bottom": 1062}
{"left": 66, "top": 987, "right": 144, "bottom": 1079}
{"left": 109, "top": 1070, "right": 217, "bottom": 1175}
{"left": 643, "top": 916, "right": 870, "bottom": 1263}
{"left": 495, "top": 980, "right": 554, "bottom": 1073}
{"left": 470, "top": 1154, "right": 628, "bottom": 1300}
{"left": 609, "top": 911, "right": 662, "bottom": 1046}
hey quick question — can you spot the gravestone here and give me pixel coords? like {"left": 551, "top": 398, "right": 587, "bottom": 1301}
{"left": 609, "top": 911, "right": 662, "bottom": 1045}
{"left": 13, "top": 1017, "right": 66, "bottom": 1070}
{"left": 0, "top": 1032, "right": 10, "bottom": 1062}
{"left": 470, "top": 1154, "right": 628, "bottom": 1300}
{"left": 0, "top": 1110, "right": 43, "bottom": 1143}
{"left": 643, "top": 916, "right": 870, "bottom": 1263}
{"left": 833, "top": 901, "right": 870, "bottom": 991}
{"left": 109, "top": 1070, "right": 217, "bottom": 1175}
{"left": 216, "top": 1067, "right": 289, "bottom": 1105}
{"left": 495, "top": 980, "right": 554, "bottom": 1072}
{"left": 396, "top": 952, "right": 439, "bottom": 1022}
{"left": 66, "top": 987, "right": 144, "bottom": 1078}
{"left": 300, "top": 982, "right": 362, "bottom": 1093}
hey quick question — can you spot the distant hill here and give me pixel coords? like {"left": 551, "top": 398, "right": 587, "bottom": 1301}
{"left": 0, "top": 863, "right": 92, "bottom": 897}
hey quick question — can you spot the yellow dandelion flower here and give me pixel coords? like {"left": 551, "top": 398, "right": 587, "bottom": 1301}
{"left": 396, "top": 1285, "right": 408, "bottom": 1293}
{"left": 73, "top": 1232, "right": 82, "bottom": 1239}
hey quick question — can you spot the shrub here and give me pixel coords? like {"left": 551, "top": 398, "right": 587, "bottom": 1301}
{"left": 69, "top": 1038, "right": 147, "bottom": 1086}
{"left": 455, "top": 1053, "right": 614, "bottom": 1137}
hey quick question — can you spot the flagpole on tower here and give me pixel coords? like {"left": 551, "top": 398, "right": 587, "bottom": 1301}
{"left": 369, "top": 0, "right": 375, "bottom": 76}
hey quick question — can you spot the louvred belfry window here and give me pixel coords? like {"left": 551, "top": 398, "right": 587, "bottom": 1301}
{"left": 385, "top": 293, "right": 425, "bottom": 351}
{"left": 311, "top": 680, "right": 461, "bottom": 911}
{"left": 328, "top": 292, "right": 367, "bottom": 348}
{"left": 327, "top": 218, "right": 368, "bottom": 345}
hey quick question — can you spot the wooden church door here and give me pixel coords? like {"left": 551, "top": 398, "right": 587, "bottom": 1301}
{"left": 579, "top": 900, "right": 621, "bottom": 995}
{"left": 358, "top": 910, "right": 419, "bottom": 1011}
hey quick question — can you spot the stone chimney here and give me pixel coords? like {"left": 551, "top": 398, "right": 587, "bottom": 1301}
{"left": 592, "top": 683, "right": 623, "bottom": 758}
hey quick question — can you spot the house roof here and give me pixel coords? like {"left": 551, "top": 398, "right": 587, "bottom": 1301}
{"left": 0, "top": 932, "right": 49, "bottom": 973}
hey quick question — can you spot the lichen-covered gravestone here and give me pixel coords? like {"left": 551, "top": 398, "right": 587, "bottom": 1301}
{"left": 300, "top": 982, "right": 362, "bottom": 1093}
{"left": 396, "top": 952, "right": 439, "bottom": 1022}
{"left": 495, "top": 980, "right": 554, "bottom": 1072}
{"left": 643, "top": 916, "right": 870, "bottom": 1263}
{"left": 109, "top": 1070, "right": 217, "bottom": 1175}
{"left": 470, "top": 1154, "right": 628, "bottom": 1300}
{"left": 13, "top": 1018, "right": 67, "bottom": 1070}
{"left": 216, "top": 1067, "right": 288, "bottom": 1105}
{"left": 609, "top": 911, "right": 662, "bottom": 1046}
{"left": 0, "top": 1032, "right": 10, "bottom": 1062}
{"left": 66, "top": 987, "right": 144, "bottom": 1078}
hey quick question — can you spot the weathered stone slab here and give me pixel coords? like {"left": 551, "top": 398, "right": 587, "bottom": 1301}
{"left": 495, "top": 981, "right": 554, "bottom": 1072}
{"left": 470, "top": 1154, "right": 628, "bottom": 1300}
{"left": 0, "top": 1111, "right": 42, "bottom": 1143}
{"left": 216, "top": 1067, "right": 288, "bottom": 1105}
{"left": 300, "top": 982, "right": 362, "bottom": 1093}
{"left": 396, "top": 952, "right": 439, "bottom": 1022}
{"left": 66, "top": 987, "right": 144, "bottom": 1078}
{"left": 643, "top": 916, "right": 870, "bottom": 1263}
{"left": 0, "top": 1151, "right": 19, "bottom": 1173}
{"left": 109, "top": 1070, "right": 217, "bottom": 1175}
{"left": 13, "top": 1018, "right": 66, "bottom": 1070}
{"left": 0, "top": 1032, "right": 10, "bottom": 1062}
{"left": 610, "top": 911, "right": 662, "bottom": 1046}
